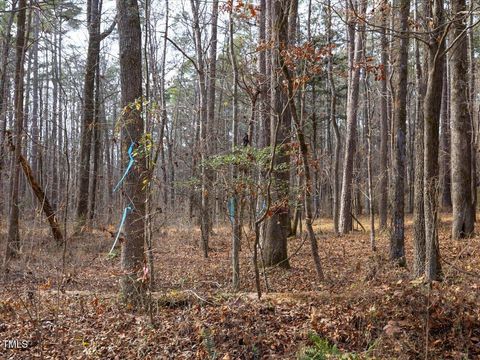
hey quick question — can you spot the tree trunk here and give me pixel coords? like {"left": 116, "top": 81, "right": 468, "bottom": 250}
{"left": 364, "top": 75, "right": 376, "bottom": 251}
{"left": 42, "top": 55, "right": 49, "bottom": 189}
{"left": 0, "top": 1, "right": 15, "bottom": 216}
{"left": 262, "top": 0, "right": 291, "bottom": 269}
{"left": 57, "top": 23, "right": 64, "bottom": 211}
{"left": 164, "top": 0, "right": 173, "bottom": 211}
{"left": 116, "top": 0, "right": 146, "bottom": 306}
{"left": 51, "top": 31, "right": 58, "bottom": 212}
{"left": 281, "top": 43, "right": 324, "bottom": 282}
{"left": 76, "top": 0, "right": 102, "bottom": 231}
{"left": 468, "top": 0, "right": 477, "bottom": 222}
{"left": 450, "top": 0, "right": 474, "bottom": 239}
{"left": 326, "top": 0, "right": 340, "bottom": 234}
{"left": 30, "top": 8, "right": 40, "bottom": 177}
{"left": 339, "top": 0, "right": 365, "bottom": 234}
{"left": 440, "top": 62, "right": 452, "bottom": 209}
{"left": 258, "top": 0, "right": 268, "bottom": 148}
{"left": 412, "top": 0, "right": 426, "bottom": 277}
{"left": 5, "top": 0, "right": 27, "bottom": 261}
{"left": 390, "top": 0, "right": 410, "bottom": 265}
{"left": 423, "top": 0, "right": 445, "bottom": 281}
{"left": 190, "top": 0, "right": 210, "bottom": 258}
{"left": 228, "top": 5, "right": 241, "bottom": 290}
{"left": 378, "top": 1, "right": 389, "bottom": 230}
{"left": 89, "top": 52, "right": 102, "bottom": 222}
{"left": 207, "top": 0, "right": 218, "bottom": 234}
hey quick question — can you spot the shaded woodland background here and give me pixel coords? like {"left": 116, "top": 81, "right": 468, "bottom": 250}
{"left": 0, "top": 0, "right": 479, "bottom": 358}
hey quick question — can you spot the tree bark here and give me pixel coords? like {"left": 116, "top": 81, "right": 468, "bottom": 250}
{"left": 116, "top": 0, "right": 146, "bottom": 306}
{"left": 228, "top": 5, "right": 241, "bottom": 290}
{"left": 207, "top": 0, "right": 218, "bottom": 234}
{"left": 423, "top": 0, "right": 445, "bottom": 281}
{"left": 190, "top": 0, "right": 210, "bottom": 258}
{"left": 364, "top": 74, "right": 376, "bottom": 251}
{"left": 390, "top": 0, "right": 410, "bottom": 265}
{"left": 450, "top": 0, "right": 474, "bottom": 239}
{"left": 378, "top": 0, "right": 389, "bottom": 230}
{"left": 326, "top": 0, "right": 340, "bottom": 234}
{"left": 339, "top": 0, "right": 365, "bottom": 234}
{"left": 6, "top": 0, "right": 27, "bottom": 261}
{"left": 262, "top": 0, "right": 291, "bottom": 269}
{"left": 0, "top": 1, "right": 15, "bottom": 216}
{"left": 76, "top": 0, "right": 102, "bottom": 230}
{"left": 89, "top": 51, "right": 102, "bottom": 222}
{"left": 258, "top": 0, "right": 268, "bottom": 148}
{"left": 30, "top": 8, "right": 40, "bottom": 177}
{"left": 51, "top": 31, "right": 58, "bottom": 212}
{"left": 440, "top": 62, "right": 452, "bottom": 209}
{"left": 468, "top": 0, "right": 477, "bottom": 222}
{"left": 413, "top": 0, "right": 426, "bottom": 277}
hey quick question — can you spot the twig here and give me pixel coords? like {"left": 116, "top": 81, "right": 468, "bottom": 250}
{"left": 184, "top": 289, "right": 215, "bottom": 306}
{"left": 440, "top": 256, "right": 480, "bottom": 279}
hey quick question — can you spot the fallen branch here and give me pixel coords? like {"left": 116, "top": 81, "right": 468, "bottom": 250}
{"left": 351, "top": 212, "right": 366, "bottom": 232}
{"left": 6, "top": 130, "right": 63, "bottom": 243}
{"left": 441, "top": 256, "right": 480, "bottom": 279}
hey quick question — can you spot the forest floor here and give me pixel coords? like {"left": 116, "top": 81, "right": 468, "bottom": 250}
{"left": 0, "top": 213, "right": 479, "bottom": 359}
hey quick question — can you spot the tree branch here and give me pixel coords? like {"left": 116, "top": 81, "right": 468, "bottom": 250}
{"left": 99, "top": 18, "right": 117, "bottom": 41}
{"left": 165, "top": 36, "right": 200, "bottom": 75}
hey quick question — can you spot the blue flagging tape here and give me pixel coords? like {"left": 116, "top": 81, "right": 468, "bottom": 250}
{"left": 113, "top": 142, "right": 136, "bottom": 192}
{"left": 109, "top": 205, "right": 133, "bottom": 254}
{"left": 228, "top": 197, "right": 236, "bottom": 224}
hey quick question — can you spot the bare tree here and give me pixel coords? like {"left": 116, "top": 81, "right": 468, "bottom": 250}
{"left": 281, "top": 38, "right": 325, "bottom": 282}
{"left": 5, "top": 0, "right": 28, "bottom": 261}
{"left": 228, "top": 3, "right": 241, "bottom": 289}
{"left": 326, "top": 0, "right": 340, "bottom": 234}
{"left": 0, "top": 1, "right": 15, "bottom": 215}
{"left": 390, "top": 0, "right": 410, "bottom": 266}
{"left": 378, "top": 0, "right": 389, "bottom": 230}
{"left": 423, "top": 0, "right": 445, "bottom": 281}
{"left": 412, "top": 0, "right": 427, "bottom": 277}
{"left": 190, "top": 0, "right": 210, "bottom": 258}
{"left": 338, "top": 0, "right": 366, "bottom": 234}
{"left": 76, "top": 0, "right": 115, "bottom": 230}
{"left": 262, "top": 0, "right": 291, "bottom": 269}
{"left": 439, "top": 62, "right": 451, "bottom": 210}
{"left": 450, "top": 0, "right": 474, "bottom": 239}
{"left": 116, "top": 0, "right": 146, "bottom": 305}
{"left": 258, "top": 0, "right": 268, "bottom": 149}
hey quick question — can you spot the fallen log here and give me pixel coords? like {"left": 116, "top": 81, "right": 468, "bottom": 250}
{"left": 6, "top": 130, "right": 63, "bottom": 243}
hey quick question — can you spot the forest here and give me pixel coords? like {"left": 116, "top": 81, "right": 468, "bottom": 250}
{"left": 0, "top": 0, "right": 479, "bottom": 358}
